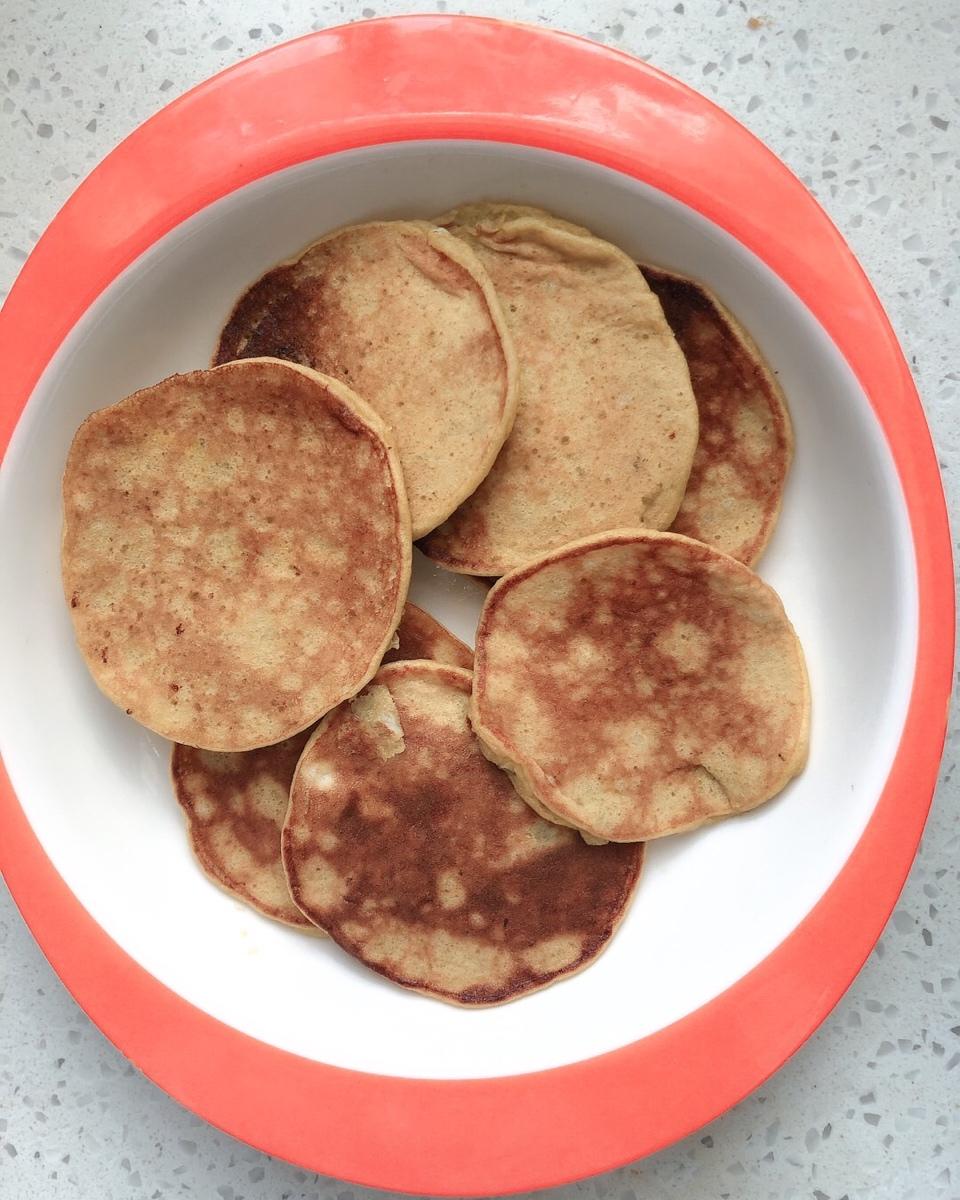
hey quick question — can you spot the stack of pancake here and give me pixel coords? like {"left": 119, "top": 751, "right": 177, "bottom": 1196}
{"left": 61, "top": 205, "right": 809, "bottom": 1005}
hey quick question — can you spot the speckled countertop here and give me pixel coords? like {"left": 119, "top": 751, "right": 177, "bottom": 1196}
{"left": 1, "top": 2, "right": 958, "bottom": 1197}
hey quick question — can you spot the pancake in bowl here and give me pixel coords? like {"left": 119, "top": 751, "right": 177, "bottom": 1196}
{"left": 419, "top": 203, "right": 699, "bottom": 576}
{"left": 642, "top": 266, "right": 793, "bottom": 566}
{"left": 382, "top": 601, "right": 473, "bottom": 669}
{"left": 173, "top": 728, "right": 317, "bottom": 930}
{"left": 471, "top": 529, "right": 810, "bottom": 843}
{"left": 172, "top": 604, "right": 470, "bottom": 929}
{"left": 282, "top": 661, "right": 643, "bottom": 1004}
{"left": 215, "top": 220, "right": 518, "bottom": 538}
{"left": 62, "top": 358, "right": 410, "bottom": 751}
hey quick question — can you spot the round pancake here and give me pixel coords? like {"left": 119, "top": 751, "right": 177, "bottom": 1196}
{"left": 215, "top": 220, "right": 518, "bottom": 538}
{"left": 62, "top": 358, "right": 411, "bottom": 751}
{"left": 642, "top": 266, "right": 793, "bottom": 566}
{"left": 282, "top": 661, "right": 643, "bottom": 1005}
{"left": 471, "top": 529, "right": 810, "bottom": 843}
{"left": 172, "top": 604, "right": 470, "bottom": 929}
{"left": 382, "top": 601, "right": 474, "bottom": 670}
{"left": 419, "top": 203, "right": 699, "bottom": 576}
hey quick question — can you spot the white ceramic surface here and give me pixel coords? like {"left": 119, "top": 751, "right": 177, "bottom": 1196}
{"left": 0, "top": 141, "right": 916, "bottom": 1080}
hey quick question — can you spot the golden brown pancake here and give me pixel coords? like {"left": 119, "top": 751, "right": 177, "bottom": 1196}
{"left": 282, "top": 661, "right": 643, "bottom": 1005}
{"left": 172, "top": 604, "right": 470, "bottom": 929}
{"left": 382, "top": 602, "right": 473, "bottom": 670}
{"left": 173, "top": 729, "right": 316, "bottom": 929}
{"left": 419, "top": 203, "right": 698, "bottom": 576}
{"left": 62, "top": 358, "right": 411, "bottom": 751}
{"left": 215, "top": 221, "right": 518, "bottom": 538}
{"left": 642, "top": 266, "right": 793, "bottom": 565}
{"left": 471, "top": 529, "right": 810, "bottom": 843}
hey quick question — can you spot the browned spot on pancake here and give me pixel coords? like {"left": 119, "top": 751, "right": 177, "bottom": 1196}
{"left": 216, "top": 221, "right": 518, "bottom": 538}
{"left": 173, "top": 732, "right": 315, "bottom": 928}
{"left": 218, "top": 263, "right": 309, "bottom": 366}
{"left": 283, "top": 662, "right": 642, "bottom": 1004}
{"left": 172, "top": 604, "right": 470, "bottom": 928}
{"left": 472, "top": 530, "right": 810, "bottom": 843}
{"left": 382, "top": 602, "right": 473, "bottom": 669}
{"left": 62, "top": 360, "right": 410, "bottom": 750}
{"left": 643, "top": 266, "right": 793, "bottom": 566}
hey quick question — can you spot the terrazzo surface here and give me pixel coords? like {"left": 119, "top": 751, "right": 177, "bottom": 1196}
{"left": 1, "top": 1, "right": 958, "bottom": 1197}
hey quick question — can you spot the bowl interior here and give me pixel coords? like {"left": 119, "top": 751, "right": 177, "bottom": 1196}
{"left": 0, "top": 141, "right": 916, "bottom": 1079}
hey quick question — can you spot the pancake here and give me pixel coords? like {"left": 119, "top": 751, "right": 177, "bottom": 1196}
{"left": 172, "top": 604, "right": 469, "bottom": 929}
{"left": 382, "top": 601, "right": 473, "bottom": 669}
{"left": 173, "top": 729, "right": 316, "bottom": 929}
{"left": 282, "top": 661, "right": 643, "bottom": 1005}
{"left": 62, "top": 358, "right": 411, "bottom": 751}
{"left": 642, "top": 266, "right": 793, "bottom": 565}
{"left": 471, "top": 529, "right": 810, "bottom": 843}
{"left": 419, "top": 203, "right": 699, "bottom": 576}
{"left": 215, "top": 220, "right": 518, "bottom": 538}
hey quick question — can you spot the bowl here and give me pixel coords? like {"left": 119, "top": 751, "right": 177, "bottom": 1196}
{"left": 0, "top": 16, "right": 952, "bottom": 1195}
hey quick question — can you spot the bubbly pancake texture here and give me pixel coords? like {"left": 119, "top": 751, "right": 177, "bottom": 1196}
{"left": 472, "top": 530, "right": 810, "bottom": 843}
{"left": 643, "top": 266, "right": 793, "bottom": 566}
{"left": 62, "top": 359, "right": 411, "bottom": 751}
{"left": 172, "top": 604, "right": 469, "bottom": 928}
{"left": 215, "top": 220, "right": 518, "bottom": 538}
{"left": 420, "top": 203, "right": 699, "bottom": 575}
{"left": 283, "top": 661, "right": 643, "bottom": 1005}
{"left": 382, "top": 602, "right": 473, "bottom": 670}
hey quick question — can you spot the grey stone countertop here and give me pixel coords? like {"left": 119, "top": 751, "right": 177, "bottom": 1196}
{"left": 0, "top": 1, "right": 957, "bottom": 1197}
